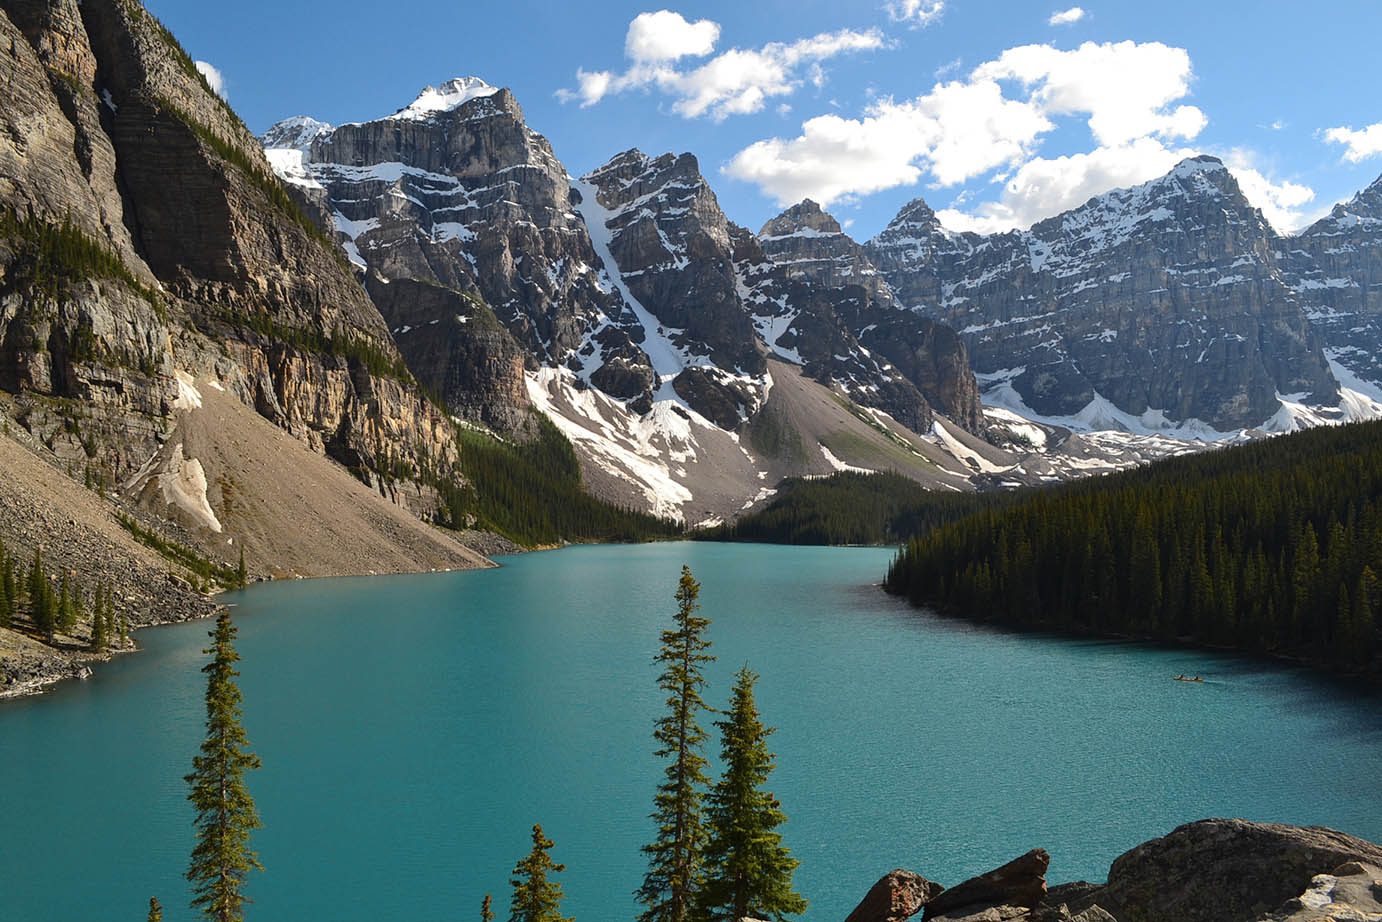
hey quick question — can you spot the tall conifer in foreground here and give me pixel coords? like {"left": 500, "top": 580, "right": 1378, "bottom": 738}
{"left": 638, "top": 565, "right": 715, "bottom": 922}
{"left": 185, "top": 610, "right": 262, "bottom": 922}
{"left": 148, "top": 896, "right": 163, "bottom": 922}
{"left": 508, "top": 824, "right": 572, "bottom": 922}
{"left": 482, "top": 892, "right": 495, "bottom": 922}
{"left": 699, "top": 667, "right": 806, "bottom": 922}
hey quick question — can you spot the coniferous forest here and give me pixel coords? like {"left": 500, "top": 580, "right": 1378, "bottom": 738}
{"left": 885, "top": 420, "right": 1382, "bottom": 675}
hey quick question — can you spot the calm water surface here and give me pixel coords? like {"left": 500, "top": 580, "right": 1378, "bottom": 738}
{"left": 3, "top": 542, "right": 1381, "bottom": 921}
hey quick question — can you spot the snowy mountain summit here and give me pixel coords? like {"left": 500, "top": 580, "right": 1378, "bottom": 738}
{"left": 387, "top": 76, "right": 500, "bottom": 120}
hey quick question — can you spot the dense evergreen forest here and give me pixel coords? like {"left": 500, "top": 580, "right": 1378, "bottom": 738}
{"left": 434, "top": 416, "right": 684, "bottom": 547}
{"left": 700, "top": 472, "right": 1006, "bottom": 546}
{"left": 885, "top": 421, "right": 1382, "bottom": 675}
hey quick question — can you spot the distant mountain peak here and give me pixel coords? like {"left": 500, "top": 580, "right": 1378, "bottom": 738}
{"left": 260, "top": 116, "right": 333, "bottom": 151}
{"left": 388, "top": 76, "right": 500, "bottom": 121}
{"left": 759, "top": 199, "right": 842, "bottom": 238}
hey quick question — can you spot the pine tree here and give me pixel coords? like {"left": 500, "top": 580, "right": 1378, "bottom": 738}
{"left": 58, "top": 572, "right": 75, "bottom": 633}
{"left": 185, "top": 610, "right": 263, "bottom": 922}
{"left": 236, "top": 547, "right": 247, "bottom": 590}
{"left": 30, "top": 548, "right": 55, "bottom": 642}
{"left": 699, "top": 667, "right": 807, "bottom": 922}
{"left": 0, "top": 542, "right": 12, "bottom": 629}
{"left": 90, "top": 583, "right": 108, "bottom": 652}
{"left": 638, "top": 565, "right": 715, "bottom": 922}
{"left": 508, "top": 824, "right": 572, "bottom": 922}
{"left": 148, "top": 897, "right": 164, "bottom": 922}
{"left": 482, "top": 892, "right": 495, "bottom": 922}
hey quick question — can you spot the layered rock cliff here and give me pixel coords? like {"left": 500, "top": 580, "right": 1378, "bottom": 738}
{"left": 867, "top": 157, "right": 1341, "bottom": 432}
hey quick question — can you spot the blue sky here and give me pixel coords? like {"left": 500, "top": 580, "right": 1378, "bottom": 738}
{"left": 151, "top": 0, "right": 1382, "bottom": 240}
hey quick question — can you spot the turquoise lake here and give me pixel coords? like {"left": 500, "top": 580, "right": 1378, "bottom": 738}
{"left": 3, "top": 542, "right": 1381, "bottom": 921}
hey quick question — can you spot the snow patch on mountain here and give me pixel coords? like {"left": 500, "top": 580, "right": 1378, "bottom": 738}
{"left": 386, "top": 77, "right": 500, "bottom": 121}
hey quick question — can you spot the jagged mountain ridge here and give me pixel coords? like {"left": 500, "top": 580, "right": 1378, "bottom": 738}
{"left": 866, "top": 156, "right": 1350, "bottom": 433}
{"left": 1280, "top": 174, "right": 1382, "bottom": 394}
{"left": 262, "top": 80, "right": 1019, "bottom": 522}
{"left": 865, "top": 156, "right": 1382, "bottom": 436}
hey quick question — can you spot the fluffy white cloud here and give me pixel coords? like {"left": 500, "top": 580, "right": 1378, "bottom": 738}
{"left": 937, "top": 137, "right": 1194, "bottom": 233}
{"left": 559, "top": 17, "right": 885, "bottom": 120}
{"left": 195, "top": 60, "right": 226, "bottom": 99}
{"left": 935, "top": 142, "right": 1317, "bottom": 235}
{"left": 886, "top": 0, "right": 946, "bottom": 27}
{"left": 1048, "top": 7, "right": 1085, "bottom": 25}
{"left": 725, "top": 80, "right": 1051, "bottom": 206}
{"left": 625, "top": 10, "right": 719, "bottom": 63}
{"left": 727, "top": 40, "right": 1207, "bottom": 212}
{"left": 1323, "top": 122, "right": 1382, "bottom": 163}
{"left": 975, "top": 41, "right": 1204, "bottom": 146}
{"left": 1222, "top": 150, "right": 1317, "bottom": 232}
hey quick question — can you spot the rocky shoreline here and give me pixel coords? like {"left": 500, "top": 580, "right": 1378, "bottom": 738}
{"left": 842, "top": 818, "right": 1382, "bottom": 922}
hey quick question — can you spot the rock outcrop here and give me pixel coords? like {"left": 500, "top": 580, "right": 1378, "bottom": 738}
{"left": 923, "top": 849, "right": 1050, "bottom": 920}
{"left": 1094, "top": 818, "right": 1382, "bottom": 922}
{"left": 867, "top": 157, "right": 1340, "bottom": 431}
{"left": 846, "top": 820, "right": 1382, "bottom": 922}
{"left": 844, "top": 869, "right": 946, "bottom": 922}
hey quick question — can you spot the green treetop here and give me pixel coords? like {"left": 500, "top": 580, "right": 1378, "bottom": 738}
{"left": 508, "top": 824, "right": 572, "bottom": 922}
{"left": 185, "top": 610, "right": 262, "bottom": 922}
{"left": 148, "top": 896, "right": 163, "bottom": 922}
{"left": 699, "top": 667, "right": 807, "bottom": 922}
{"left": 638, "top": 565, "right": 715, "bottom": 922}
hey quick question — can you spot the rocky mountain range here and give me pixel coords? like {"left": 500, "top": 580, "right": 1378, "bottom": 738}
{"left": 866, "top": 156, "right": 1382, "bottom": 436}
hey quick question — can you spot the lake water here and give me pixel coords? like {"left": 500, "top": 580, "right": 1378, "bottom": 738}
{"left": 3, "top": 542, "right": 1381, "bottom": 922}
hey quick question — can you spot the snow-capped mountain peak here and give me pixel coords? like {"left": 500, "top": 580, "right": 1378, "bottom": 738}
{"left": 259, "top": 116, "right": 333, "bottom": 152}
{"left": 388, "top": 76, "right": 500, "bottom": 121}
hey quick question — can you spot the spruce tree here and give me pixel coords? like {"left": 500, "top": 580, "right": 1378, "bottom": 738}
{"left": 699, "top": 667, "right": 807, "bottom": 922}
{"left": 0, "top": 543, "right": 12, "bottom": 628}
{"left": 58, "top": 572, "right": 75, "bottom": 633}
{"left": 236, "top": 547, "right": 247, "bottom": 590}
{"left": 638, "top": 565, "right": 715, "bottom": 922}
{"left": 90, "top": 602, "right": 107, "bottom": 653}
{"left": 185, "top": 610, "right": 262, "bottom": 922}
{"left": 30, "top": 549, "right": 55, "bottom": 642}
{"left": 148, "top": 897, "right": 163, "bottom": 922}
{"left": 508, "top": 824, "right": 572, "bottom": 922}
{"left": 482, "top": 892, "right": 495, "bottom": 922}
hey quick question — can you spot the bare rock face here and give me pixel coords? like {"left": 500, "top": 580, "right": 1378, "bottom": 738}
{"left": 266, "top": 80, "right": 636, "bottom": 413}
{"left": 748, "top": 200, "right": 983, "bottom": 434}
{"left": 366, "top": 275, "right": 532, "bottom": 436}
{"left": 582, "top": 149, "right": 764, "bottom": 378}
{"left": 922, "top": 849, "right": 1050, "bottom": 920}
{"left": 867, "top": 157, "right": 1339, "bottom": 430}
{"left": 1257, "top": 860, "right": 1382, "bottom": 921}
{"left": 0, "top": 0, "right": 461, "bottom": 517}
{"left": 1096, "top": 819, "right": 1382, "bottom": 922}
{"left": 1281, "top": 174, "right": 1382, "bottom": 388}
{"left": 844, "top": 869, "right": 946, "bottom": 922}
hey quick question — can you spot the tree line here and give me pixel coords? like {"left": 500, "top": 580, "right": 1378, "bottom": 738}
{"left": 885, "top": 420, "right": 1382, "bottom": 675}
{"left": 699, "top": 471, "right": 1010, "bottom": 546}
{"left": 154, "top": 563, "right": 806, "bottom": 922}
{"left": 0, "top": 537, "right": 126, "bottom": 653}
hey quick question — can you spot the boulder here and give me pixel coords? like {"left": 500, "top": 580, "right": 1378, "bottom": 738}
{"left": 1097, "top": 819, "right": 1382, "bottom": 922}
{"left": 843, "top": 869, "right": 945, "bottom": 922}
{"left": 923, "top": 850, "right": 1050, "bottom": 920}
{"left": 1255, "top": 860, "right": 1382, "bottom": 921}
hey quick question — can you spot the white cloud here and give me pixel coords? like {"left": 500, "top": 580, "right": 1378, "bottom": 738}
{"left": 933, "top": 142, "right": 1318, "bottom": 235}
{"left": 727, "top": 40, "right": 1206, "bottom": 212}
{"left": 1323, "top": 122, "right": 1382, "bottom": 163}
{"left": 937, "top": 137, "right": 1194, "bottom": 233}
{"left": 975, "top": 41, "right": 1205, "bottom": 146}
{"left": 195, "top": 60, "right": 226, "bottom": 99}
{"left": 725, "top": 80, "right": 1051, "bottom": 206}
{"left": 1048, "top": 7, "right": 1085, "bottom": 25}
{"left": 625, "top": 10, "right": 719, "bottom": 63}
{"left": 1222, "top": 149, "right": 1317, "bottom": 233}
{"left": 558, "top": 15, "right": 885, "bottom": 120}
{"left": 886, "top": 0, "right": 946, "bottom": 27}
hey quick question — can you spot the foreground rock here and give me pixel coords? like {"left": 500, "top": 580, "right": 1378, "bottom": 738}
{"left": 845, "top": 869, "right": 945, "bottom": 922}
{"left": 923, "top": 849, "right": 1049, "bottom": 920}
{"left": 1094, "top": 818, "right": 1382, "bottom": 922}
{"left": 856, "top": 820, "right": 1382, "bottom": 922}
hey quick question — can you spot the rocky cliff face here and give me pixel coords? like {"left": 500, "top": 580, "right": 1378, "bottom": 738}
{"left": 1281, "top": 174, "right": 1382, "bottom": 390}
{"left": 0, "top": 0, "right": 472, "bottom": 542}
{"left": 867, "top": 157, "right": 1340, "bottom": 432}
